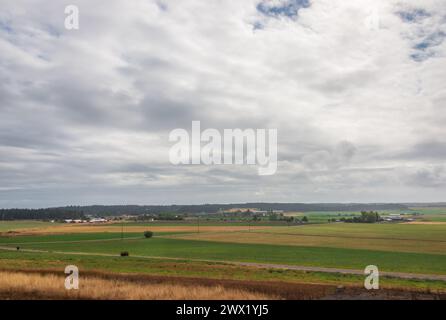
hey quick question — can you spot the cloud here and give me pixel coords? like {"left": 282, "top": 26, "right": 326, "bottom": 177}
{"left": 406, "top": 165, "right": 446, "bottom": 187}
{"left": 0, "top": 0, "right": 445, "bottom": 207}
{"left": 395, "top": 2, "right": 446, "bottom": 61}
{"left": 301, "top": 141, "right": 357, "bottom": 171}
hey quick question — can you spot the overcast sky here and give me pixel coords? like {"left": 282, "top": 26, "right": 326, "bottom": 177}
{"left": 1, "top": 0, "right": 446, "bottom": 208}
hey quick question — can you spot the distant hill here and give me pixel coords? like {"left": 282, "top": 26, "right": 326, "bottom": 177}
{"left": 0, "top": 203, "right": 413, "bottom": 219}
{"left": 53, "top": 203, "right": 408, "bottom": 216}
{"left": 403, "top": 202, "right": 446, "bottom": 208}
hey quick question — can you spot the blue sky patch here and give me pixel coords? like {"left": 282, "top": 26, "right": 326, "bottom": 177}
{"left": 410, "top": 51, "right": 434, "bottom": 62}
{"left": 397, "top": 8, "right": 430, "bottom": 23}
{"left": 257, "top": 0, "right": 310, "bottom": 18}
{"left": 412, "top": 31, "right": 445, "bottom": 61}
{"left": 0, "top": 20, "right": 13, "bottom": 34}
{"left": 414, "top": 32, "right": 445, "bottom": 50}
{"left": 396, "top": 8, "right": 445, "bottom": 62}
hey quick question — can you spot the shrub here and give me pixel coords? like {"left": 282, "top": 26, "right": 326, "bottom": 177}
{"left": 144, "top": 231, "right": 153, "bottom": 238}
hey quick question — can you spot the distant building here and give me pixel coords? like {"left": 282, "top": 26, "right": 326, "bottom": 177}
{"left": 252, "top": 210, "right": 268, "bottom": 215}
{"left": 252, "top": 209, "right": 284, "bottom": 216}
{"left": 89, "top": 218, "right": 108, "bottom": 223}
{"left": 64, "top": 219, "right": 88, "bottom": 223}
{"left": 383, "top": 213, "right": 404, "bottom": 221}
{"left": 225, "top": 208, "right": 259, "bottom": 213}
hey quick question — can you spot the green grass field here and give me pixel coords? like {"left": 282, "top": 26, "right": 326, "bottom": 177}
{"left": 0, "top": 221, "right": 58, "bottom": 232}
{"left": 1, "top": 218, "right": 445, "bottom": 293}
{"left": 407, "top": 207, "right": 446, "bottom": 222}
{"left": 1, "top": 232, "right": 445, "bottom": 274}
{"left": 1, "top": 249, "right": 444, "bottom": 291}
{"left": 0, "top": 232, "right": 141, "bottom": 244}
{"left": 255, "top": 223, "right": 446, "bottom": 240}
{"left": 296, "top": 208, "right": 446, "bottom": 223}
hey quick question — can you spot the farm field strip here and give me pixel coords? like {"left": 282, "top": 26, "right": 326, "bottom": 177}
{"left": 0, "top": 270, "right": 276, "bottom": 300}
{"left": 406, "top": 221, "right": 446, "bottom": 224}
{"left": 249, "top": 230, "right": 446, "bottom": 243}
{"left": 0, "top": 232, "right": 143, "bottom": 244}
{"left": 154, "top": 222, "right": 446, "bottom": 243}
{"left": 0, "top": 221, "right": 57, "bottom": 232}
{"left": 253, "top": 223, "right": 446, "bottom": 240}
{"left": 2, "top": 249, "right": 446, "bottom": 294}
{"left": 0, "top": 236, "right": 143, "bottom": 246}
{"left": 15, "top": 224, "right": 446, "bottom": 257}
{"left": 249, "top": 225, "right": 446, "bottom": 242}
{"left": 0, "top": 231, "right": 194, "bottom": 245}
{"left": 168, "top": 231, "right": 446, "bottom": 255}
{"left": 1, "top": 236, "right": 446, "bottom": 275}
{"left": 2, "top": 222, "right": 446, "bottom": 284}
{"left": 1, "top": 245, "right": 445, "bottom": 282}
{"left": 9, "top": 224, "right": 272, "bottom": 235}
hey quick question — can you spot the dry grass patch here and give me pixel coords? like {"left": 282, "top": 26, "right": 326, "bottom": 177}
{"left": 0, "top": 271, "right": 278, "bottom": 300}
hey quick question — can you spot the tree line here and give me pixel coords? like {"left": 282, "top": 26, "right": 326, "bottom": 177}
{"left": 0, "top": 209, "right": 86, "bottom": 221}
{"left": 330, "top": 211, "right": 381, "bottom": 223}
